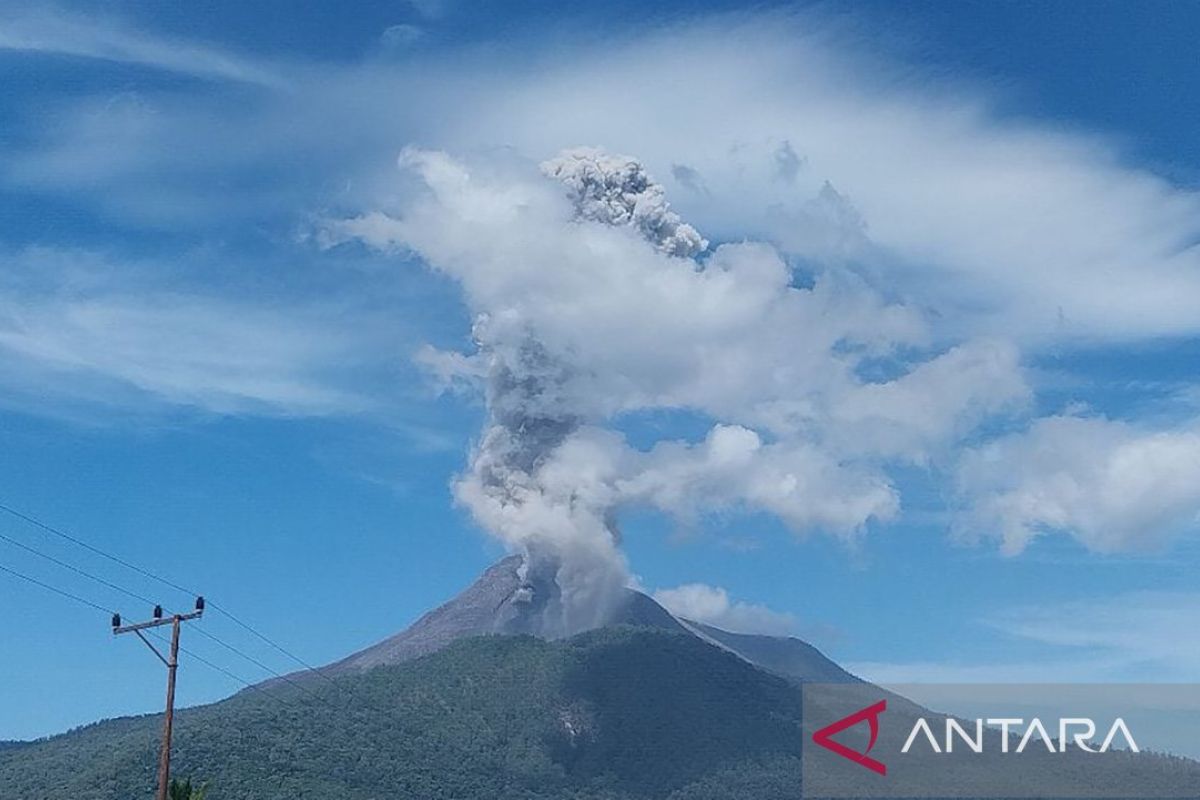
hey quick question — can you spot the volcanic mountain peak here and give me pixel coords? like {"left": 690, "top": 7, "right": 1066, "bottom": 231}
{"left": 307, "top": 555, "right": 853, "bottom": 688}
{"left": 317, "top": 555, "right": 685, "bottom": 678}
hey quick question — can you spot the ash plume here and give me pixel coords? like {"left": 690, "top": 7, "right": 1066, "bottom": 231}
{"left": 542, "top": 148, "right": 707, "bottom": 258}
{"left": 327, "top": 145, "right": 1027, "bottom": 637}
{"left": 462, "top": 328, "right": 615, "bottom": 636}
{"left": 458, "top": 149, "right": 708, "bottom": 635}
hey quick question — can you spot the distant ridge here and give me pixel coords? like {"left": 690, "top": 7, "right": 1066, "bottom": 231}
{"left": 680, "top": 619, "right": 859, "bottom": 685}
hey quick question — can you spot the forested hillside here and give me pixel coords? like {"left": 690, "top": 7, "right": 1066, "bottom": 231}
{"left": 0, "top": 628, "right": 807, "bottom": 800}
{"left": 3, "top": 626, "right": 1197, "bottom": 800}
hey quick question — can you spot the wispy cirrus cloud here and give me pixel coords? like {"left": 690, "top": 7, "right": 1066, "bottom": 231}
{"left": 849, "top": 591, "right": 1200, "bottom": 686}
{"left": 0, "top": 6, "right": 286, "bottom": 87}
{"left": 8, "top": 13, "right": 1200, "bottom": 341}
{"left": 987, "top": 590, "right": 1200, "bottom": 678}
{"left": 0, "top": 295, "right": 367, "bottom": 416}
{"left": 0, "top": 246, "right": 398, "bottom": 419}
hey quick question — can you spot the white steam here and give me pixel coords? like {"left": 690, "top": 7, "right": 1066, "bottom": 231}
{"left": 653, "top": 583, "right": 797, "bottom": 636}
{"left": 328, "top": 146, "right": 1027, "bottom": 635}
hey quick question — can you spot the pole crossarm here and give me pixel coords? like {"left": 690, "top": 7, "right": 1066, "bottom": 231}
{"left": 113, "top": 609, "right": 202, "bottom": 635}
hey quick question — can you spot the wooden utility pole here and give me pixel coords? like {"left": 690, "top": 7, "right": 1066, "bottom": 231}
{"left": 113, "top": 598, "right": 204, "bottom": 800}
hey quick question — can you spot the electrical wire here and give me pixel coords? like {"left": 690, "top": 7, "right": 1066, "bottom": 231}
{"left": 0, "top": 523, "right": 331, "bottom": 702}
{"left": 0, "top": 499, "right": 339, "bottom": 689}
{"left": 0, "top": 561, "right": 115, "bottom": 614}
{"left": 186, "top": 625, "right": 341, "bottom": 710}
{"left": 0, "top": 529, "right": 159, "bottom": 608}
{"left": 0, "top": 526, "right": 307, "bottom": 693}
{"left": 141, "top": 628, "right": 303, "bottom": 708}
{"left": 1, "top": 550, "right": 396, "bottom": 748}
{"left": 206, "top": 602, "right": 342, "bottom": 689}
{"left": 0, "top": 556, "right": 307, "bottom": 711}
{"left": 0, "top": 529, "right": 340, "bottom": 712}
{"left": 0, "top": 501, "right": 197, "bottom": 596}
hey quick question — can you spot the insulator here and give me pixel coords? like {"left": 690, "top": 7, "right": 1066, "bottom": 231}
{"left": 153, "top": 605, "right": 163, "bottom": 619}
{"left": 195, "top": 596, "right": 205, "bottom": 612}
{"left": 111, "top": 613, "right": 121, "bottom": 628}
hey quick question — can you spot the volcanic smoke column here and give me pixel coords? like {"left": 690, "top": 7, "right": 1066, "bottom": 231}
{"left": 329, "top": 144, "right": 1023, "bottom": 637}
{"left": 455, "top": 149, "right": 707, "bottom": 637}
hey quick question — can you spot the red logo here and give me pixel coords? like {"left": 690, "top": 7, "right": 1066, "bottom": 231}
{"left": 812, "top": 699, "right": 888, "bottom": 776}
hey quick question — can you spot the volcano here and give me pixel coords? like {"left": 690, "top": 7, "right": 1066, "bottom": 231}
{"left": 2, "top": 558, "right": 1197, "bottom": 800}
{"left": 273, "top": 555, "right": 857, "bottom": 688}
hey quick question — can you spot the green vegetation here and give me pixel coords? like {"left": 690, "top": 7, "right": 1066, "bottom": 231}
{"left": 2, "top": 626, "right": 1197, "bottom": 800}
{"left": 167, "top": 777, "right": 208, "bottom": 800}
{"left": 0, "top": 628, "right": 806, "bottom": 800}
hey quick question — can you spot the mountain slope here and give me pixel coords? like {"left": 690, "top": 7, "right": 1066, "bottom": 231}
{"left": 282, "top": 556, "right": 685, "bottom": 683}
{"left": 681, "top": 619, "right": 858, "bottom": 685}
{"left": 3, "top": 626, "right": 1197, "bottom": 800}
{"left": 0, "top": 628, "right": 809, "bottom": 800}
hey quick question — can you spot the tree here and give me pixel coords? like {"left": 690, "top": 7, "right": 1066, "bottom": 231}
{"left": 167, "top": 777, "right": 208, "bottom": 800}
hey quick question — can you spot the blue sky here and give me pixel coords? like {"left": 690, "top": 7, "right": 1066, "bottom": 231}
{"left": 1, "top": 0, "right": 1199, "bottom": 740}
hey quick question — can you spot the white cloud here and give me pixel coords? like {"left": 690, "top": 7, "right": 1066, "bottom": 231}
{"left": 9, "top": 13, "right": 1200, "bottom": 345}
{"left": 537, "top": 425, "right": 900, "bottom": 537}
{"left": 0, "top": 296, "right": 367, "bottom": 416}
{"left": 0, "top": 248, "right": 380, "bottom": 417}
{"left": 826, "top": 339, "right": 1030, "bottom": 462}
{"left": 653, "top": 583, "right": 797, "bottom": 636}
{"left": 403, "top": 0, "right": 447, "bottom": 20}
{"left": 0, "top": 7, "right": 285, "bottom": 87}
{"left": 328, "top": 149, "right": 1019, "bottom": 450}
{"left": 989, "top": 591, "right": 1200, "bottom": 676}
{"left": 380, "top": 24, "right": 424, "bottom": 51}
{"left": 956, "top": 415, "right": 1200, "bottom": 554}
{"left": 850, "top": 591, "right": 1200, "bottom": 684}
{"left": 445, "top": 17, "right": 1200, "bottom": 345}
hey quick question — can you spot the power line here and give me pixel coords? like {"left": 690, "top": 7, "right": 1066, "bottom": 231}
{"left": 117, "top": 606, "right": 207, "bottom": 800}
{"left": 0, "top": 526, "right": 325, "bottom": 699}
{"left": 0, "top": 529, "right": 159, "bottom": 608}
{"left": 137, "top": 627, "right": 311, "bottom": 716}
{"left": 187, "top": 625, "right": 341, "bottom": 710}
{"left": 172, "top": 641, "right": 258, "bottom": 694}
{"left": 0, "top": 527, "right": 264, "bottom": 690}
{"left": 206, "top": 602, "right": 341, "bottom": 689}
{"left": 0, "top": 499, "right": 338, "bottom": 689}
{"left": 0, "top": 501, "right": 414, "bottom": 742}
{"left": 0, "top": 518, "right": 454, "bottom": 800}
{"left": 0, "top": 561, "right": 115, "bottom": 614}
{"left": 0, "top": 501, "right": 196, "bottom": 597}
{"left": 0, "top": 557, "right": 304, "bottom": 715}
{"left": 0, "top": 526, "right": 306, "bottom": 700}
